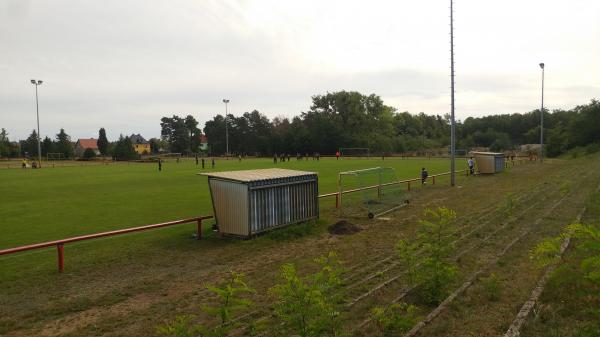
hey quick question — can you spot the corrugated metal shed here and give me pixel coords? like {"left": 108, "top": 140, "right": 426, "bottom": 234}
{"left": 201, "top": 168, "right": 319, "bottom": 237}
{"left": 471, "top": 151, "right": 505, "bottom": 174}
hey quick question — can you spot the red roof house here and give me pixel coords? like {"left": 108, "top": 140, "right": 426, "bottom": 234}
{"left": 74, "top": 138, "right": 100, "bottom": 157}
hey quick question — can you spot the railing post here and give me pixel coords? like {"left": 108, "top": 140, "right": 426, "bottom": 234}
{"left": 432, "top": 176, "right": 436, "bottom": 185}
{"left": 197, "top": 218, "right": 202, "bottom": 240}
{"left": 407, "top": 181, "right": 411, "bottom": 191}
{"left": 335, "top": 193, "right": 340, "bottom": 209}
{"left": 57, "top": 244, "right": 64, "bottom": 272}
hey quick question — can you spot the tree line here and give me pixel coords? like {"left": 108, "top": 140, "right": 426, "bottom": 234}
{"left": 2, "top": 91, "right": 598, "bottom": 159}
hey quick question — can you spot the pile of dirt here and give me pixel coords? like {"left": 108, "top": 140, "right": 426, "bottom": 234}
{"left": 328, "top": 220, "right": 362, "bottom": 235}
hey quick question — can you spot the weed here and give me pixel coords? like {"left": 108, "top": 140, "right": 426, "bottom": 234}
{"left": 480, "top": 273, "right": 501, "bottom": 301}
{"left": 371, "top": 302, "right": 418, "bottom": 336}
{"left": 396, "top": 239, "right": 420, "bottom": 286}
{"left": 269, "top": 251, "right": 344, "bottom": 337}
{"left": 157, "top": 271, "right": 253, "bottom": 337}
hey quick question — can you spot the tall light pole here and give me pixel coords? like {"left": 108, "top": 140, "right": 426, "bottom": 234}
{"left": 222, "top": 99, "right": 230, "bottom": 156}
{"left": 449, "top": 0, "right": 456, "bottom": 186}
{"left": 539, "top": 63, "right": 545, "bottom": 163}
{"left": 31, "top": 79, "right": 43, "bottom": 168}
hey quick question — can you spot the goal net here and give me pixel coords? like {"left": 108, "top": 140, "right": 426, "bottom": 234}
{"left": 339, "top": 167, "right": 409, "bottom": 219}
{"left": 47, "top": 153, "right": 64, "bottom": 161}
{"left": 339, "top": 147, "right": 370, "bottom": 159}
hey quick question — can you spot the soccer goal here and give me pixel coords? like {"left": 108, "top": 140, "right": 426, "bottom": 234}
{"left": 339, "top": 147, "right": 370, "bottom": 159}
{"left": 160, "top": 153, "right": 182, "bottom": 159}
{"left": 338, "top": 167, "right": 409, "bottom": 219}
{"left": 47, "top": 153, "right": 64, "bottom": 161}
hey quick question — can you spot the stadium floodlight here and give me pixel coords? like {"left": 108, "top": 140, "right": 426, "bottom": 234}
{"left": 539, "top": 62, "right": 545, "bottom": 163}
{"left": 449, "top": 0, "right": 456, "bottom": 186}
{"left": 222, "top": 99, "right": 230, "bottom": 156}
{"left": 30, "top": 79, "right": 43, "bottom": 168}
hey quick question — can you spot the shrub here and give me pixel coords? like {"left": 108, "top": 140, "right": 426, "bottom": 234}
{"left": 82, "top": 148, "right": 96, "bottom": 160}
{"left": 480, "top": 273, "right": 501, "bottom": 301}
{"left": 269, "top": 251, "right": 343, "bottom": 337}
{"left": 372, "top": 302, "right": 418, "bottom": 336}
{"left": 157, "top": 271, "right": 253, "bottom": 337}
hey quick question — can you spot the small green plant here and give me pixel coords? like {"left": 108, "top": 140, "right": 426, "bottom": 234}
{"left": 372, "top": 302, "right": 418, "bottom": 336}
{"left": 501, "top": 192, "right": 517, "bottom": 220}
{"left": 156, "top": 315, "right": 201, "bottom": 337}
{"left": 417, "top": 207, "right": 458, "bottom": 304}
{"left": 559, "top": 181, "right": 571, "bottom": 197}
{"left": 269, "top": 251, "right": 344, "bottom": 337}
{"left": 480, "top": 273, "right": 501, "bottom": 301}
{"left": 157, "top": 271, "right": 254, "bottom": 337}
{"left": 396, "top": 239, "right": 420, "bottom": 286}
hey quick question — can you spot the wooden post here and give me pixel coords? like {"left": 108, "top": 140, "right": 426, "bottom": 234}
{"left": 335, "top": 193, "right": 340, "bottom": 209}
{"left": 407, "top": 181, "right": 411, "bottom": 191}
{"left": 57, "top": 244, "right": 64, "bottom": 272}
{"left": 197, "top": 218, "right": 202, "bottom": 240}
{"left": 432, "top": 176, "right": 436, "bottom": 185}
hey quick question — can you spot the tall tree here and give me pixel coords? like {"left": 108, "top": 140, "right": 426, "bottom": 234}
{"left": 113, "top": 135, "right": 138, "bottom": 160}
{"left": 41, "top": 136, "right": 54, "bottom": 156}
{"left": 24, "top": 129, "right": 39, "bottom": 157}
{"left": 0, "top": 128, "right": 10, "bottom": 157}
{"left": 161, "top": 115, "right": 191, "bottom": 153}
{"left": 97, "top": 128, "right": 109, "bottom": 155}
{"left": 55, "top": 128, "right": 74, "bottom": 159}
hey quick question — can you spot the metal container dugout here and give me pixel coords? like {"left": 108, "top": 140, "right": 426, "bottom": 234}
{"left": 201, "top": 168, "right": 319, "bottom": 237}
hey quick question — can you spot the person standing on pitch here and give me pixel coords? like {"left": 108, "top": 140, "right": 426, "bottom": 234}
{"left": 336, "top": 151, "right": 340, "bottom": 160}
{"left": 211, "top": 158, "right": 215, "bottom": 168}
{"left": 201, "top": 157, "right": 205, "bottom": 169}
{"left": 468, "top": 157, "right": 475, "bottom": 175}
{"left": 158, "top": 158, "right": 162, "bottom": 171}
{"left": 195, "top": 154, "right": 199, "bottom": 165}
{"left": 421, "top": 167, "right": 428, "bottom": 185}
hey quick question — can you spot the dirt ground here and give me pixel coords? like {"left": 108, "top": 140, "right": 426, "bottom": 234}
{"left": 1, "top": 157, "right": 599, "bottom": 337}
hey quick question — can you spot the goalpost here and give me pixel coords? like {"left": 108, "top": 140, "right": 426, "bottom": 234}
{"left": 338, "top": 167, "right": 409, "bottom": 219}
{"left": 47, "top": 153, "right": 64, "bottom": 161}
{"left": 339, "top": 147, "right": 370, "bottom": 159}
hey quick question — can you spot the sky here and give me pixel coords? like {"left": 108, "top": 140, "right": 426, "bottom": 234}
{"left": 1, "top": 0, "right": 599, "bottom": 141}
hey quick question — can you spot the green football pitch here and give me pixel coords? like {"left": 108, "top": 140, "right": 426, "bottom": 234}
{"left": 0, "top": 157, "right": 454, "bottom": 250}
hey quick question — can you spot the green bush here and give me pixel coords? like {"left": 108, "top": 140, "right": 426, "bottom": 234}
{"left": 372, "top": 302, "right": 418, "bottom": 336}
{"left": 82, "top": 148, "right": 96, "bottom": 160}
{"left": 269, "top": 252, "right": 343, "bottom": 337}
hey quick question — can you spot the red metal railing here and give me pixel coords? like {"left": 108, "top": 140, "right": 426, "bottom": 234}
{"left": 317, "top": 169, "right": 471, "bottom": 207}
{"left": 0, "top": 216, "right": 213, "bottom": 272}
{"left": 1, "top": 164, "right": 530, "bottom": 272}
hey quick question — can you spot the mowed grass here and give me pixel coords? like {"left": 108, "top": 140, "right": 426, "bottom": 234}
{"left": 0, "top": 157, "right": 451, "bottom": 278}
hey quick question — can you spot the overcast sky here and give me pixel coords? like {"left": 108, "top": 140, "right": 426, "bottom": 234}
{"left": 1, "top": 0, "right": 599, "bottom": 141}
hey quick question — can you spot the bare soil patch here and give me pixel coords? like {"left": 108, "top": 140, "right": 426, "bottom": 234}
{"left": 328, "top": 220, "right": 363, "bottom": 235}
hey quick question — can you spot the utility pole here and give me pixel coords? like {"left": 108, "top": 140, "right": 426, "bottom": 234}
{"left": 539, "top": 63, "right": 545, "bottom": 163}
{"left": 222, "top": 99, "right": 230, "bottom": 156}
{"left": 31, "top": 79, "right": 43, "bottom": 168}
{"left": 450, "top": 0, "right": 456, "bottom": 186}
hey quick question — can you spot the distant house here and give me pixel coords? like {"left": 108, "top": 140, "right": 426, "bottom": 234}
{"left": 200, "top": 135, "right": 208, "bottom": 152}
{"left": 130, "top": 134, "right": 151, "bottom": 155}
{"left": 74, "top": 138, "right": 100, "bottom": 157}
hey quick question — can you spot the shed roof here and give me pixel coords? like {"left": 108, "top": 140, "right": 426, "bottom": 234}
{"left": 471, "top": 151, "right": 504, "bottom": 156}
{"left": 200, "top": 168, "right": 316, "bottom": 182}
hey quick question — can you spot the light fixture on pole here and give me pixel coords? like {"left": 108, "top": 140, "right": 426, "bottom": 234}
{"left": 222, "top": 99, "right": 230, "bottom": 156}
{"left": 30, "top": 79, "right": 43, "bottom": 168}
{"left": 449, "top": 0, "right": 456, "bottom": 186}
{"left": 539, "top": 62, "right": 545, "bottom": 163}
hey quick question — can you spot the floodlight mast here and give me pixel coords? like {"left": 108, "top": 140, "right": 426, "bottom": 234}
{"left": 450, "top": 0, "right": 456, "bottom": 186}
{"left": 31, "top": 79, "right": 43, "bottom": 168}
{"left": 539, "top": 62, "right": 545, "bottom": 163}
{"left": 222, "top": 99, "right": 230, "bottom": 156}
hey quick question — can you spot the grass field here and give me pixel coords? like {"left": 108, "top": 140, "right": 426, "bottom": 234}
{"left": 2, "top": 156, "right": 598, "bottom": 337}
{"left": 0, "top": 157, "right": 451, "bottom": 249}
